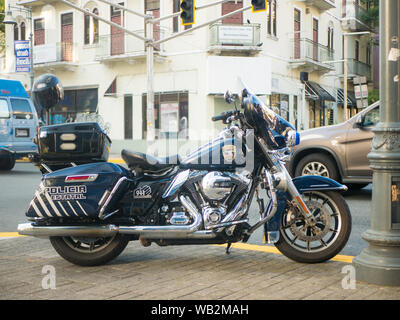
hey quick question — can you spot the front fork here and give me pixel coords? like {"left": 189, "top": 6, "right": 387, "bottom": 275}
{"left": 273, "top": 164, "right": 316, "bottom": 225}
{"left": 246, "top": 161, "right": 315, "bottom": 243}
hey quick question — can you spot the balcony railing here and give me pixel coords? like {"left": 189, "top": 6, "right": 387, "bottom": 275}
{"left": 209, "top": 23, "right": 261, "bottom": 53}
{"left": 342, "top": 1, "right": 372, "bottom": 31}
{"left": 33, "top": 42, "right": 76, "bottom": 65}
{"left": 302, "top": 0, "right": 335, "bottom": 11}
{"left": 290, "top": 38, "right": 334, "bottom": 72}
{"left": 95, "top": 30, "right": 165, "bottom": 61}
{"left": 340, "top": 58, "right": 372, "bottom": 81}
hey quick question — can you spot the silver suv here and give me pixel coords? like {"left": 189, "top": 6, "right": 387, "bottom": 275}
{"left": 288, "top": 101, "right": 380, "bottom": 189}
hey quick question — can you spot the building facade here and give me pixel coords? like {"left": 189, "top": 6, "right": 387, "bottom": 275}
{"left": 1, "top": 0, "right": 375, "bottom": 154}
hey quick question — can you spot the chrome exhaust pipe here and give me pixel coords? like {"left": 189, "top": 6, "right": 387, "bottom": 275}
{"left": 17, "top": 223, "right": 119, "bottom": 238}
{"left": 17, "top": 195, "right": 214, "bottom": 240}
{"left": 118, "top": 195, "right": 205, "bottom": 239}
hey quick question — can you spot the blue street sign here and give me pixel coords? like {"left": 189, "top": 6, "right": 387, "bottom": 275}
{"left": 14, "top": 40, "right": 31, "bottom": 72}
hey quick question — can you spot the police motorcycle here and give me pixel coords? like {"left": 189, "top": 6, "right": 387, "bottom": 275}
{"left": 18, "top": 75, "right": 351, "bottom": 266}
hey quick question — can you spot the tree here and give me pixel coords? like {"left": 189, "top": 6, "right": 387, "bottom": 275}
{"left": 360, "top": 0, "right": 379, "bottom": 29}
{"left": 0, "top": 0, "right": 5, "bottom": 33}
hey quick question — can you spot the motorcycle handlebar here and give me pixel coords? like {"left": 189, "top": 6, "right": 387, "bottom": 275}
{"left": 211, "top": 110, "right": 234, "bottom": 122}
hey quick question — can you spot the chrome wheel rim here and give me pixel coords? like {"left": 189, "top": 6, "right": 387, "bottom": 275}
{"left": 280, "top": 191, "right": 342, "bottom": 253}
{"left": 63, "top": 235, "right": 116, "bottom": 253}
{"left": 301, "top": 161, "right": 330, "bottom": 177}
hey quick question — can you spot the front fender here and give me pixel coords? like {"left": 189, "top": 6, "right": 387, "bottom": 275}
{"left": 264, "top": 175, "right": 347, "bottom": 240}
{"left": 292, "top": 175, "right": 348, "bottom": 193}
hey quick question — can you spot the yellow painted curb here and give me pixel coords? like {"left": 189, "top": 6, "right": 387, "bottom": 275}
{"left": 0, "top": 232, "right": 26, "bottom": 238}
{"left": 108, "top": 158, "right": 125, "bottom": 164}
{"left": 213, "top": 243, "right": 354, "bottom": 264}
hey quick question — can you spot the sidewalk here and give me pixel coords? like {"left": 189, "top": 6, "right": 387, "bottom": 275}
{"left": 1, "top": 237, "right": 400, "bottom": 300}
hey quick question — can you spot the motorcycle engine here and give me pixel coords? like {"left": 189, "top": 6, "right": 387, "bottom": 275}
{"left": 200, "top": 171, "right": 249, "bottom": 228}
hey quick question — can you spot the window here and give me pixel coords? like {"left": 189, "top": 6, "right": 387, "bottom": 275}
{"left": 20, "top": 22, "right": 26, "bottom": 40}
{"left": 267, "top": 0, "right": 277, "bottom": 37}
{"left": 363, "top": 107, "right": 379, "bottom": 126}
{"left": 84, "top": 8, "right": 99, "bottom": 45}
{"left": 51, "top": 88, "right": 98, "bottom": 123}
{"left": 142, "top": 91, "right": 189, "bottom": 139}
{"left": 124, "top": 95, "right": 133, "bottom": 139}
{"left": 366, "top": 44, "right": 371, "bottom": 65}
{"left": 355, "top": 40, "right": 359, "bottom": 61}
{"left": 328, "top": 26, "right": 334, "bottom": 50}
{"left": 10, "top": 99, "right": 33, "bottom": 119}
{"left": 0, "top": 99, "right": 10, "bottom": 118}
{"left": 34, "top": 18, "right": 45, "bottom": 45}
{"left": 14, "top": 24, "right": 19, "bottom": 41}
{"left": 221, "top": 0, "right": 243, "bottom": 25}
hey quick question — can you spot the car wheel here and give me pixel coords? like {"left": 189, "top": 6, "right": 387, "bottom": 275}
{"left": 295, "top": 153, "right": 339, "bottom": 182}
{"left": 0, "top": 155, "right": 16, "bottom": 171}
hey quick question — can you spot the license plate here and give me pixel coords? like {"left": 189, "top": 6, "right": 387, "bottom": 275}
{"left": 15, "top": 128, "right": 29, "bottom": 137}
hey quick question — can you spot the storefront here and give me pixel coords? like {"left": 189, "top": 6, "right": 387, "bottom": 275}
{"left": 304, "top": 81, "right": 336, "bottom": 128}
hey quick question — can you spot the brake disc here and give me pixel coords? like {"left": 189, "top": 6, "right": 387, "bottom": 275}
{"left": 289, "top": 199, "right": 331, "bottom": 242}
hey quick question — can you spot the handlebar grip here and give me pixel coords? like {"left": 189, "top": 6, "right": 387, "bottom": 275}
{"left": 211, "top": 110, "right": 233, "bottom": 122}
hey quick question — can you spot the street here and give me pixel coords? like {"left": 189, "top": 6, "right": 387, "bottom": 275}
{"left": 0, "top": 161, "right": 371, "bottom": 257}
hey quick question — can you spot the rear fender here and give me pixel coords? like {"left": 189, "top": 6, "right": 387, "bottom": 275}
{"left": 264, "top": 175, "right": 347, "bottom": 239}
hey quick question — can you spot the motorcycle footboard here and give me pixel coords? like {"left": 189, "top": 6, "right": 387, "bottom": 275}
{"left": 25, "top": 162, "right": 131, "bottom": 219}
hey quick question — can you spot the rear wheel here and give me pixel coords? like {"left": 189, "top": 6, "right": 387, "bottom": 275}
{"left": 275, "top": 190, "right": 351, "bottom": 263}
{"left": 50, "top": 234, "right": 129, "bottom": 266}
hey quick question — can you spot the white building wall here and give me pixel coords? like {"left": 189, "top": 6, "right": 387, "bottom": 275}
{"left": 1, "top": 0, "right": 374, "bottom": 153}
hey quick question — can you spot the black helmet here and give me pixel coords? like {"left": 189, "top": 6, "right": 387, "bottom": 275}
{"left": 32, "top": 74, "right": 64, "bottom": 111}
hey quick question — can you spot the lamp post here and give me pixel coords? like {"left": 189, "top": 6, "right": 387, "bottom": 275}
{"left": 352, "top": 1, "right": 400, "bottom": 286}
{"left": 3, "top": 5, "right": 34, "bottom": 92}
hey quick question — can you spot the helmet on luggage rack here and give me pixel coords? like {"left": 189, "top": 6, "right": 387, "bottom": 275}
{"left": 32, "top": 74, "right": 64, "bottom": 112}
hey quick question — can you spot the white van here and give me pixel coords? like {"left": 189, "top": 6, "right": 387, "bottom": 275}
{"left": 0, "top": 79, "right": 39, "bottom": 171}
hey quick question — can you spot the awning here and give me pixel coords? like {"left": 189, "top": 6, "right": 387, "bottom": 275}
{"left": 337, "top": 89, "right": 357, "bottom": 107}
{"left": 304, "top": 81, "right": 336, "bottom": 102}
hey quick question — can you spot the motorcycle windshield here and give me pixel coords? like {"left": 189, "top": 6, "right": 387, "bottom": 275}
{"left": 240, "top": 81, "right": 300, "bottom": 150}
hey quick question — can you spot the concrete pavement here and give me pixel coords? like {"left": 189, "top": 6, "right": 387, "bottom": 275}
{"left": 1, "top": 236, "right": 400, "bottom": 300}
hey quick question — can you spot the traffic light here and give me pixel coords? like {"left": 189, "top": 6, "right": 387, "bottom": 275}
{"left": 251, "top": 0, "right": 266, "bottom": 12}
{"left": 180, "top": 0, "right": 195, "bottom": 26}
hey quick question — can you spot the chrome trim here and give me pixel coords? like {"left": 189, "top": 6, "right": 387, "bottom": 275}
{"left": 98, "top": 177, "right": 128, "bottom": 219}
{"left": 162, "top": 169, "right": 190, "bottom": 198}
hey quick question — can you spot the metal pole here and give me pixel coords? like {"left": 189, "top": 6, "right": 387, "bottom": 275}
{"left": 29, "top": 6, "right": 34, "bottom": 91}
{"left": 343, "top": 35, "right": 348, "bottom": 121}
{"left": 353, "top": 0, "right": 400, "bottom": 286}
{"left": 146, "top": 17, "right": 155, "bottom": 141}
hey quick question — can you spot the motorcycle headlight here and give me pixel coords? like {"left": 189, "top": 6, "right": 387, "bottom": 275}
{"left": 286, "top": 130, "right": 300, "bottom": 148}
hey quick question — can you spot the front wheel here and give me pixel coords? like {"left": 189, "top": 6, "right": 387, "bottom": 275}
{"left": 50, "top": 234, "right": 129, "bottom": 266}
{"left": 275, "top": 190, "right": 351, "bottom": 263}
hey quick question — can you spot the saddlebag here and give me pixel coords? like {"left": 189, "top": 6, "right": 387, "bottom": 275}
{"left": 26, "top": 162, "right": 130, "bottom": 219}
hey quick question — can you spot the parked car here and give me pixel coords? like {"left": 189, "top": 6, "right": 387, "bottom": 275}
{"left": 0, "top": 79, "right": 39, "bottom": 171}
{"left": 287, "top": 101, "right": 380, "bottom": 189}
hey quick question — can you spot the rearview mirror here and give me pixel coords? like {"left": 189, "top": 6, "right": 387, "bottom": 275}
{"left": 353, "top": 116, "right": 364, "bottom": 129}
{"left": 224, "top": 90, "right": 234, "bottom": 104}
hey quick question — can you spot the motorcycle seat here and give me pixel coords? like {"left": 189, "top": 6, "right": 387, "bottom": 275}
{"left": 121, "top": 149, "right": 180, "bottom": 172}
